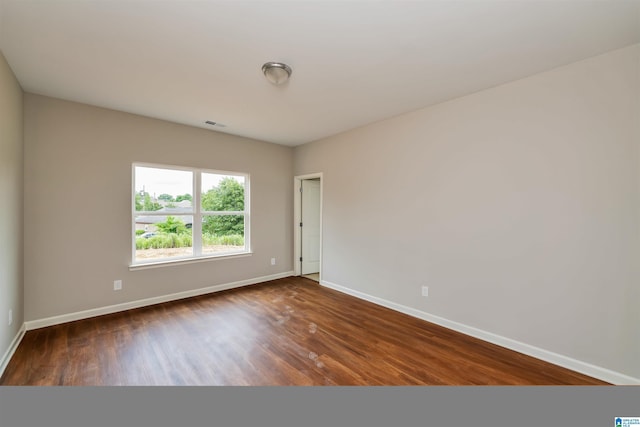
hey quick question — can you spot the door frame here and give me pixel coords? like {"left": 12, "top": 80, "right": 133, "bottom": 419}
{"left": 294, "top": 173, "right": 323, "bottom": 279}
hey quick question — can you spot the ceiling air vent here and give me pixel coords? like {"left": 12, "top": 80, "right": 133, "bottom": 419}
{"left": 205, "top": 120, "right": 226, "bottom": 127}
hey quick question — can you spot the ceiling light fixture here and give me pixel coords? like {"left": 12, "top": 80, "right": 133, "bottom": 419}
{"left": 262, "top": 62, "right": 292, "bottom": 85}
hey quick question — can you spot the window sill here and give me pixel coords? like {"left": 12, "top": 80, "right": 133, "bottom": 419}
{"left": 129, "top": 251, "right": 252, "bottom": 271}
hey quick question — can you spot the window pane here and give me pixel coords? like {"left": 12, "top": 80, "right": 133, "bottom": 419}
{"left": 201, "top": 173, "right": 245, "bottom": 212}
{"left": 135, "top": 215, "right": 193, "bottom": 261}
{"left": 135, "top": 166, "right": 193, "bottom": 213}
{"left": 132, "top": 164, "right": 249, "bottom": 265}
{"left": 202, "top": 215, "right": 245, "bottom": 255}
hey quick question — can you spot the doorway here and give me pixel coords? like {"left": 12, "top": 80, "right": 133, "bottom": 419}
{"left": 294, "top": 173, "right": 322, "bottom": 281}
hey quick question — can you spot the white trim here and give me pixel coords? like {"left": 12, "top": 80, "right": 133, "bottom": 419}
{"left": 0, "top": 323, "right": 26, "bottom": 379}
{"left": 25, "top": 271, "right": 294, "bottom": 331}
{"left": 320, "top": 279, "right": 640, "bottom": 385}
{"left": 129, "top": 251, "right": 252, "bottom": 270}
{"left": 243, "top": 174, "right": 251, "bottom": 254}
{"left": 293, "top": 173, "right": 323, "bottom": 279}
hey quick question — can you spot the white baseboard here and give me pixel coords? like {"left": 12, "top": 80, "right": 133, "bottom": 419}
{"left": 25, "top": 271, "right": 294, "bottom": 331}
{"left": 320, "top": 279, "right": 640, "bottom": 386}
{"left": 0, "top": 323, "right": 26, "bottom": 379}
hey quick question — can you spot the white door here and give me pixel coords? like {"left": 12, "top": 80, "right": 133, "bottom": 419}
{"left": 301, "top": 179, "right": 321, "bottom": 274}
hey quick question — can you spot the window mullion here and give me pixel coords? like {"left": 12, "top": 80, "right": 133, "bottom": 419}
{"left": 193, "top": 170, "right": 202, "bottom": 256}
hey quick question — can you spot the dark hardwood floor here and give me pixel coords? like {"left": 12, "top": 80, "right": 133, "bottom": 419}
{"left": 0, "top": 276, "right": 607, "bottom": 385}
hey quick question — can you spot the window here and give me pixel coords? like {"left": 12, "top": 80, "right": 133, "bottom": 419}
{"left": 132, "top": 163, "right": 250, "bottom": 265}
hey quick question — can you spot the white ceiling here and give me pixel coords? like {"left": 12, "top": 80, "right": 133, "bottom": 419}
{"left": 1, "top": 1, "right": 639, "bottom": 146}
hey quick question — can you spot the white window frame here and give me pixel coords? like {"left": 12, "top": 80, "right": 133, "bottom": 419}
{"left": 131, "top": 162, "right": 251, "bottom": 268}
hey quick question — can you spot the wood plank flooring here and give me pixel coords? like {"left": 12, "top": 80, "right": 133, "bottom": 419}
{"left": 0, "top": 277, "right": 607, "bottom": 385}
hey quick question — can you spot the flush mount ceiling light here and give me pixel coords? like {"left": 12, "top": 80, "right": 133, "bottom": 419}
{"left": 262, "top": 62, "right": 292, "bottom": 85}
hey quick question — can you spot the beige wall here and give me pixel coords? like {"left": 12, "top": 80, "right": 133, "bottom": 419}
{"left": 0, "top": 51, "right": 24, "bottom": 361}
{"left": 294, "top": 44, "right": 640, "bottom": 379}
{"left": 24, "top": 95, "right": 293, "bottom": 320}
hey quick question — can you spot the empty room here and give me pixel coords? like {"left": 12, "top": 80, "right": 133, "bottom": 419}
{"left": 1, "top": 0, "right": 639, "bottom": 391}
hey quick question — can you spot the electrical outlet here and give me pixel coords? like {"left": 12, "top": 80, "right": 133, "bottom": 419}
{"left": 8, "top": 309, "right": 12, "bottom": 326}
{"left": 114, "top": 280, "right": 122, "bottom": 291}
{"left": 271, "top": 258, "right": 276, "bottom": 266}
{"left": 421, "top": 286, "right": 429, "bottom": 297}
